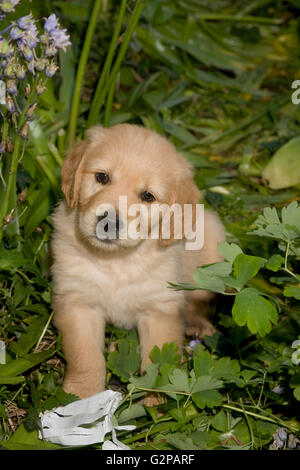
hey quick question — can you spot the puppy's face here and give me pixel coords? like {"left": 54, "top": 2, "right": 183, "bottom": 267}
{"left": 61, "top": 124, "right": 200, "bottom": 251}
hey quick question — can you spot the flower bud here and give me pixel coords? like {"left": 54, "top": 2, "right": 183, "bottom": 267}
{"left": 20, "top": 123, "right": 29, "bottom": 139}
{"left": 25, "top": 83, "right": 30, "bottom": 97}
{"left": 18, "top": 190, "right": 27, "bottom": 203}
{"left": 27, "top": 60, "right": 35, "bottom": 74}
{"left": 16, "top": 65, "right": 26, "bottom": 80}
{"left": 35, "top": 58, "right": 45, "bottom": 72}
{"left": 26, "top": 102, "right": 37, "bottom": 118}
{"left": 1, "top": 1, "right": 20, "bottom": 14}
{"left": 7, "top": 79, "right": 17, "bottom": 95}
{"left": 40, "top": 33, "right": 49, "bottom": 45}
{"left": 17, "top": 14, "right": 34, "bottom": 31}
{"left": 0, "top": 38, "right": 10, "bottom": 57}
{"left": 22, "top": 45, "right": 33, "bottom": 61}
{"left": 45, "top": 61, "right": 58, "bottom": 78}
{"left": 4, "top": 63, "right": 15, "bottom": 77}
{"left": 45, "top": 44, "right": 57, "bottom": 57}
{"left": 5, "top": 138, "right": 13, "bottom": 153}
{"left": 6, "top": 95, "right": 15, "bottom": 112}
{"left": 10, "top": 27, "right": 23, "bottom": 41}
{"left": 36, "top": 81, "right": 47, "bottom": 96}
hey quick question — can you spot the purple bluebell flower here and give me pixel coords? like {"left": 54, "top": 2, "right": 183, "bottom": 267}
{"left": 9, "top": 26, "right": 23, "bottom": 40}
{"left": 15, "top": 65, "right": 26, "bottom": 79}
{"left": 20, "top": 122, "right": 29, "bottom": 139}
{"left": 45, "top": 44, "right": 57, "bottom": 57}
{"left": 1, "top": 1, "right": 20, "bottom": 14}
{"left": 1, "top": 59, "right": 7, "bottom": 68}
{"left": 188, "top": 340, "right": 202, "bottom": 350}
{"left": 35, "top": 58, "right": 45, "bottom": 72}
{"left": 7, "top": 79, "right": 17, "bottom": 95}
{"left": 36, "top": 81, "right": 46, "bottom": 96}
{"left": 17, "top": 14, "right": 34, "bottom": 31}
{"left": 24, "top": 27, "right": 39, "bottom": 49}
{"left": 50, "top": 28, "right": 71, "bottom": 52}
{"left": 0, "top": 38, "right": 10, "bottom": 57}
{"left": 18, "top": 43, "right": 33, "bottom": 61}
{"left": 4, "top": 61, "right": 14, "bottom": 77}
{"left": 27, "top": 60, "right": 35, "bottom": 74}
{"left": 6, "top": 94, "right": 15, "bottom": 112}
{"left": 26, "top": 102, "right": 37, "bottom": 118}
{"left": 45, "top": 60, "right": 58, "bottom": 77}
{"left": 44, "top": 14, "right": 59, "bottom": 33}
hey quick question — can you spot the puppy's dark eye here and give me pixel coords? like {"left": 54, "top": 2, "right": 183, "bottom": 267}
{"left": 95, "top": 172, "right": 110, "bottom": 184}
{"left": 141, "top": 191, "right": 155, "bottom": 202}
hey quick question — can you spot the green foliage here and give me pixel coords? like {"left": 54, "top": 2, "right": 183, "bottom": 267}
{"left": 0, "top": 0, "right": 300, "bottom": 452}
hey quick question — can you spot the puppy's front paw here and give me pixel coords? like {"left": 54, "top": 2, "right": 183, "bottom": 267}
{"left": 185, "top": 317, "right": 216, "bottom": 339}
{"left": 63, "top": 376, "right": 105, "bottom": 399}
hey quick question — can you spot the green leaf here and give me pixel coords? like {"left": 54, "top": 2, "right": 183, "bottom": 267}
{"left": 232, "top": 288, "right": 278, "bottom": 336}
{"left": 168, "top": 369, "right": 191, "bottom": 393}
{"left": 107, "top": 338, "right": 140, "bottom": 382}
{"left": 201, "top": 262, "right": 233, "bottom": 276}
{"left": 193, "top": 348, "right": 213, "bottom": 377}
{"left": 293, "top": 386, "right": 300, "bottom": 401}
{"left": 193, "top": 269, "right": 225, "bottom": 293}
{"left": 0, "top": 247, "right": 28, "bottom": 270}
{"left": 118, "top": 404, "right": 147, "bottom": 424}
{"left": 266, "top": 254, "right": 284, "bottom": 272}
{"left": 0, "top": 349, "right": 55, "bottom": 377}
{"left": 129, "top": 363, "right": 159, "bottom": 390}
{"left": 10, "top": 315, "right": 48, "bottom": 356}
{"left": 217, "top": 242, "right": 243, "bottom": 263}
{"left": 192, "top": 389, "right": 223, "bottom": 409}
{"left": 0, "top": 375, "right": 25, "bottom": 384}
{"left": 281, "top": 201, "right": 300, "bottom": 231}
{"left": 211, "top": 410, "right": 228, "bottom": 432}
{"left": 262, "top": 136, "right": 300, "bottom": 189}
{"left": 1, "top": 425, "right": 61, "bottom": 450}
{"left": 233, "top": 253, "right": 266, "bottom": 288}
{"left": 283, "top": 286, "right": 300, "bottom": 300}
{"left": 150, "top": 342, "right": 180, "bottom": 368}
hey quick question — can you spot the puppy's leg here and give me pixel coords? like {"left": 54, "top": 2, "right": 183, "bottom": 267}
{"left": 137, "top": 308, "right": 183, "bottom": 407}
{"left": 183, "top": 209, "right": 225, "bottom": 338}
{"left": 137, "top": 309, "right": 183, "bottom": 373}
{"left": 54, "top": 299, "right": 105, "bottom": 398}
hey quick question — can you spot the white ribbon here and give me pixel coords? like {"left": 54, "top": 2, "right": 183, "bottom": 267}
{"left": 38, "top": 390, "right": 135, "bottom": 449}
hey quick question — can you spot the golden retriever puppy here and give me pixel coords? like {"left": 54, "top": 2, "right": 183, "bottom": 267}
{"left": 51, "top": 124, "right": 225, "bottom": 398}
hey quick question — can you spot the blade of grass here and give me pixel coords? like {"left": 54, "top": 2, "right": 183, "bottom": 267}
{"left": 87, "top": 0, "right": 128, "bottom": 128}
{"left": 87, "top": 0, "right": 144, "bottom": 128}
{"left": 67, "top": 0, "right": 103, "bottom": 147}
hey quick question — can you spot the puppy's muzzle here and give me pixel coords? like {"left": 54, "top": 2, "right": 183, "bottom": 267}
{"left": 95, "top": 210, "right": 122, "bottom": 242}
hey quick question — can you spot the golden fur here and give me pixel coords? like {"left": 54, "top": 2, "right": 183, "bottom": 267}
{"left": 51, "top": 124, "right": 225, "bottom": 398}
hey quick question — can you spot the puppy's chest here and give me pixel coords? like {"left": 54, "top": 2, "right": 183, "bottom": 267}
{"left": 81, "top": 255, "right": 178, "bottom": 326}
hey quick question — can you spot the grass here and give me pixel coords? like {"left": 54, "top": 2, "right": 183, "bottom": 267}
{"left": 0, "top": 0, "right": 299, "bottom": 450}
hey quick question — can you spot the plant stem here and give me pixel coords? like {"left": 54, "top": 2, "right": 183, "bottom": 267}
{"left": 0, "top": 134, "right": 21, "bottom": 242}
{"left": 67, "top": 0, "right": 103, "bottom": 147}
{"left": 87, "top": 0, "right": 144, "bottom": 128}
{"left": 104, "top": 73, "right": 117, "bottom": 127}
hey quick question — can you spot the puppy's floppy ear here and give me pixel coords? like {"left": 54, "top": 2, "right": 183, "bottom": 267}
{"left": 61, "top": 125, "right": 105, "bottom": 208}
{"left": 159, "top": 161, "right": 201, "bottom": 247}
{"left": 61, "top": 140, "right": 88, "bottom": 209}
